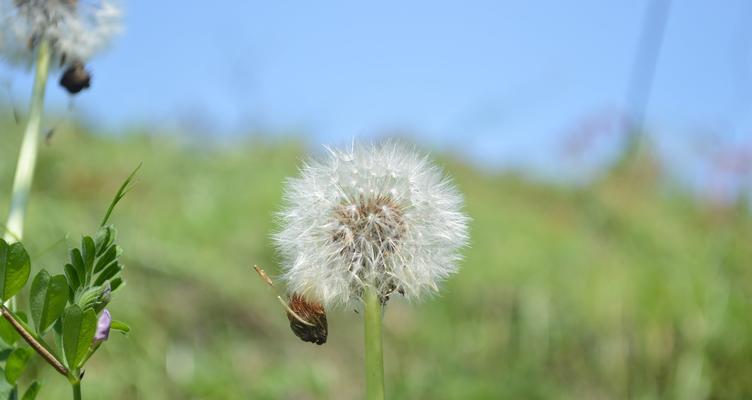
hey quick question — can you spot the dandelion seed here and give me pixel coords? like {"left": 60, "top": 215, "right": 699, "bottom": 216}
{"left": 0, "top": 0, "right": 122, "bottom": 67}
{"left": 274, "top": 141, "right": 469, "bottom": 309}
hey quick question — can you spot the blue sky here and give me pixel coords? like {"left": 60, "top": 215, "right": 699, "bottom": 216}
{"left": 3, "top": 1, "right": 751, "bottom": 178}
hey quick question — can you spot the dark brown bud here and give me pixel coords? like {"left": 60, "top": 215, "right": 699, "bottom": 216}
{"left": 59, "top": 62, "right": 91, "bottom": 94}
{"left": 287, "top": 293, "right": 328, "bottom": 345}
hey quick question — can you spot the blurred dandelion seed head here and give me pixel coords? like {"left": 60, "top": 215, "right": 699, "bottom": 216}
{"left": 0, "top": 0, "right": 121, "bottom": 67}
{"left": 274, "top": 141, "right": 469, "bottom": 309}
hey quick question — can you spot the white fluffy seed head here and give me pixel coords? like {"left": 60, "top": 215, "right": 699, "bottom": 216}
{"left": 274, "top": 141, "right": 469, "bottom": 309}
{"left": 0, "top": 0, "right": 122, "bottom": 67}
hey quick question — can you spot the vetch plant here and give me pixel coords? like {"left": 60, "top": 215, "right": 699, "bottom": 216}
{"left": 272, "top": 141, "right": 469, "bottom": 399}
{"left": 0, "top": 168, "right": 136, "bottom": 400}
{"left": 0, "top": 3, "right": 124, "bottom": 398}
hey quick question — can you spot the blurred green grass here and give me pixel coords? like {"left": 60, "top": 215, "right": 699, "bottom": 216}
{"left": 1, "top": 122, "right": 751, "bottom": 399}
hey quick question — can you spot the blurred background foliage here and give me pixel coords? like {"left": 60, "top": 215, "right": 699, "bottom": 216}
{"left": 1, "top": 120, "right": 750, "bottom": 399}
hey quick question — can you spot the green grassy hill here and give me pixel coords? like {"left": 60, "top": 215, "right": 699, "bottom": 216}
{"left": 1, "top": 124, "right": 751, "bottom": 399}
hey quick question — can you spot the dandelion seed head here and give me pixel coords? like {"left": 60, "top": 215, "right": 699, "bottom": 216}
{"left": 0, "top": 0, "right": 122, "bottom": 67}
{"left": 274, "top": 141, "right": 469, "bottom": 309}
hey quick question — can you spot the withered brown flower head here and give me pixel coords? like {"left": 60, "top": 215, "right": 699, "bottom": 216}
{"left": 286, "top": 294, "right": 328, "bottom": 345}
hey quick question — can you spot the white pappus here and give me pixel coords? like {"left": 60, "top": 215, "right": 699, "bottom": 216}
{"left": 0, "top": 0, "right": 121, "bottom": 67}
{"left": 274, "top": 141, "right": 469, "bottom": 309}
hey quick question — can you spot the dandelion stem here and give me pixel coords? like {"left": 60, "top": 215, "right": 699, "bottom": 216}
{"left": 364, "top": 285, "right": 385, "bottom": 400}
{"left": 3, "top": 39, "right": 51, "bottom": 243}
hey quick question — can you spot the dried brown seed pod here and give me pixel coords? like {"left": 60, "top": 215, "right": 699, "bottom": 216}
{"left": 287, "top": 293, "right": 328, "bottom": 345}
{"left": 253, "top": 266, "right": 329, "bottom": 345}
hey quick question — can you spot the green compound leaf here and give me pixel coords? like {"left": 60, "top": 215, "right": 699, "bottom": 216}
{"left": 30, "top": 270, "right": 69, "bottom": 334}
{"left": 21, "top": 381, "right": 41, "bottom": 400}
{"left": 69, "top": 225, "right": 125, "bottom": 298}
{"left": 4, "top": 348, "right": 30, "bottom": 385}
{"left": 62, "top": 305, "right": 97, "bottom": 369}
{"left": 0, "top": 240, "right": 31, "bottom": 301}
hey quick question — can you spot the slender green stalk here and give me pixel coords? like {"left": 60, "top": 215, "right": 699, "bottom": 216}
{"left": 364, "top": 285, "right": 385, "bottom": 400}
{"left": 3, "top": 39, "right": 51, "bottom": 243}
{"left": 71, "top": 380, "right": 82, "bottom": 400}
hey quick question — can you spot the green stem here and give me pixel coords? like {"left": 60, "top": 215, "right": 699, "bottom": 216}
{"left": 3, "top": 39, "right": 51, "bottom": 243}
{"left": 71, "top": 380, "right": 81, "bottom": 400}
{"left": 364, "top": 286, "right": 385, "bottom": 400}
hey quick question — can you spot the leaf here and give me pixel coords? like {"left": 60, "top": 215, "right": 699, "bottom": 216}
{"left": 4, "top": 348, "right": 30, "bottom": 384}
{"left": 81, "top": 236, "right": 95, "bottom": 284}
{"left": 110, "top": 277, "right": 124, "bottom": 292}
{"left": 93, "top": 226, "right": 113, "bottom": 257}
{"left": 0, "top": 240, "right": 31, "bottom": 301}
{"left": 0, "top": 318, "right": 18, "bottom": 347}
{"left": 94, "top": 263, "right": 122, "bottom": 287}
{"left": 93, "top": 244, "right": 118, "bottom": 274}
{"left": 110, "top": 320, "right": 130, "bottom": 334}
{"left": 69, "top": 248, "right": 85, "bottom": 284}
{"left": 63, "top": 263, "right": 80, "bottom": 291}
{"left": 30, "top": 270, "right": 68, "bottom": 334}
{"left": 62, "top": 305, "right": 96, "bottom": 369}
{"left": 94, "top": 259, "right": 117, "bottom": 279}
{"left": 21, "top": 381, "right": 41, "bottom": 400}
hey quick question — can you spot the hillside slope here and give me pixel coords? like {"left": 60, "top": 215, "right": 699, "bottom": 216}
{"left": 1, "top": 126, "right": 751, "bottom": 399}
